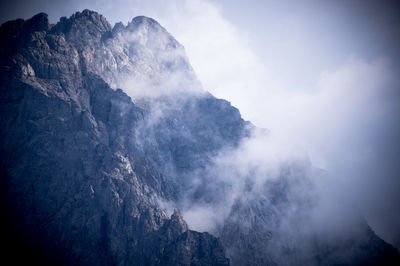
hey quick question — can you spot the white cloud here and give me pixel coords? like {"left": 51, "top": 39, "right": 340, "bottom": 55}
{"left": 94, "top": 0, "right": 399, "bottom": 244}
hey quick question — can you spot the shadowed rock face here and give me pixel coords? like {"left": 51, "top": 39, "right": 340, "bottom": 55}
{"left": 0, "top": 10, "right": 235, "bottom": 265}
{"left": 0, "top": 10, "right": 399, "bottom": 266}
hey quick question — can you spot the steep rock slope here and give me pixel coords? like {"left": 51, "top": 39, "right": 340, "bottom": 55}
{"left": 0, "top": 11, "right": 237, "bottom": 265}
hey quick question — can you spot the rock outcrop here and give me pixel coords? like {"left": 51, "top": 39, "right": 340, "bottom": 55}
{"left": 0, "top": 10, "right": 233, "bottom": 265}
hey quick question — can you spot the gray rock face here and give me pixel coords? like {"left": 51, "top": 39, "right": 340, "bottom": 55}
{"left": 0, "top": 9, "right": 399, "bottom": 266}
{"left": 0, "top": 10, "right": 231, "bottom": 265}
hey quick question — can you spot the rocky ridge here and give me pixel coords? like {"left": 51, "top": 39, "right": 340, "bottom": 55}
{"left": 0, "top": 10, "right": 237, "bottom": 265}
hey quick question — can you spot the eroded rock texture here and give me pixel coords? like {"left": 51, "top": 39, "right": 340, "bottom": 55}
{"left": 0, "top": 11, "right": 235, "bottom": 265}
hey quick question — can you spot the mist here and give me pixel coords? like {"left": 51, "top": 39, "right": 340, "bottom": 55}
{"left": 1, "top": 0, "right": 399, "bottom": 251}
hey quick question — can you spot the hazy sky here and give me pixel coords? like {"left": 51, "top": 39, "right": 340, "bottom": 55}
{"left": 1, "top": 0, "right": 399, "bottom": 249}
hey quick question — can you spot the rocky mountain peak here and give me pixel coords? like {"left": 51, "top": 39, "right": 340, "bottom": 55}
{"left": 68, "top": 9, "right": 111, "bottom": 31}
{"left": 24, "top": 12, "right": 50, "bottom": 32}
{"left": 0, "top": 13, "right": 49, "bottom": 62}
{"left": 170, "top": 209, "right": 189, "bottom": 233}
{"left": 50, "top": 9, "right": 111, "bottom": 48}
{"left": 125, "top": 15, "right": 182, "bottom": 51}
{"left": 129, "top": 16, "right": 160, "bottom": 28}
{"left": 111, "top": 21, "right": 125, "bottom": 35}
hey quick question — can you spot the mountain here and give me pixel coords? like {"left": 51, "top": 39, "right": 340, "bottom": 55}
{"left": 0, "top": 10, "right": 399, "bottom": 266}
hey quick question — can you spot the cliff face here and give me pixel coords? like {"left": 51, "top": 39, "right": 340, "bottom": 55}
{"left": 0, "top": 10, "right": 238, "bottom": 265}
{"left": 0, "top": 10, "right": 399, "bottom": 266}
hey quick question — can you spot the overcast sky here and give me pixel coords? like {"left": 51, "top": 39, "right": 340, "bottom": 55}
{"left": 1, "top": 0, "right": 400, "bottom": 249}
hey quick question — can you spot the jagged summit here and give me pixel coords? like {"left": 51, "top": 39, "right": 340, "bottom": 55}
{"left": 112, "top": 21, "right": 125, "bottom": 35}
{"left": 129, "top": 15, "right": 161, "bottom": 27}
{"left": 62, "top": 9, "right": 111, "bottom": 31}
{"left": 0, "top": 12, "right": 49, "bottom": 35}
{"left": 0, "top": 9, "right": 196, "bottom": 93}
{"left": 24, "top": 12, "right": 50, "bottom": 32}
{"left": 49, "top": 9, "right": 111, "bottom": 47}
